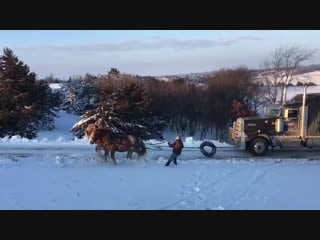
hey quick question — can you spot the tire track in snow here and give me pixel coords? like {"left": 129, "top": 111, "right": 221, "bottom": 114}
{"left": 158, "top": 163, "right": 252, "bottom": 210}
{"left": 202, "top": 161, "right": 281, "bottom": 210}
{"left": 159, "top": 161, "right": 280, "bottom": 210}
{"left": 223, "top": 160, "right": 282, "bottom": 209}
{"left": 179, "top": 165, "right": 207, "bottom": 198}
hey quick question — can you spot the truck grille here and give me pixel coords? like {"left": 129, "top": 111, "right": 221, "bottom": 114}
{"left": 231, "top": 118, "right": 244, "bottom": 140}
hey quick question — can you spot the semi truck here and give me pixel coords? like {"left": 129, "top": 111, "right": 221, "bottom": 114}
{"left": 229, "top": 86, "right": 320, "bottom": 156}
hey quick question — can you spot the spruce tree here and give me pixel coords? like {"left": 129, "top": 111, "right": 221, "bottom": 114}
{"left": 72, "top": 82, "right": 165, "bottom": 140}
{"left": 0, "top": 48, "right": 60, "bottom": 138}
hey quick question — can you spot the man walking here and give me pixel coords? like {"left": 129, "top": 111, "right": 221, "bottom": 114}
{"left": 165, "top": 136, "right": 184, "bottom": 166}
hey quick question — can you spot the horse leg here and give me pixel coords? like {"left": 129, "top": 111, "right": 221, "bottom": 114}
{"left": 127, "top": 151, "right": 132, "bottom": 159}
{"left": 111, "top": 150, "right": 117, "bottom": 165}
{"left": 104, "top": 149, "right": 108, "bottom": 162}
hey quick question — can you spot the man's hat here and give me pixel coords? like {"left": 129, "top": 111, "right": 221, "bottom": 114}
{"left": 176, "top": 136, "right": 181, "bottom": 140}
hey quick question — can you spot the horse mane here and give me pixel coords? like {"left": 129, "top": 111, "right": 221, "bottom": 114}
{"left": 94, "top": 127, "right": 132, "bottom": 144}
{"left": 95, "top": 128, "right": 110, "bottom": 140}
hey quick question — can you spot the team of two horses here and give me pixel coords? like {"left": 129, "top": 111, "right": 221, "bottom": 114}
{"left": 85, "top": 124, "right": 147, "bottom": 164}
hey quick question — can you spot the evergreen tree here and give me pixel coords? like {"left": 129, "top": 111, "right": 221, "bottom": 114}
{"left": 0, "top": 48, "right": 60, "bottom": 138}
{"left": 61, "top": 78, "right": 98, "bottom": 115}
{"left": 31, "top": 80, "right": 61, "bottom": 130}
{"left": 72, "top": 83, "right": 165, "bottom": 140}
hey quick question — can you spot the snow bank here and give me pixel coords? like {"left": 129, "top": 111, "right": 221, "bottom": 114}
{"left": 0, "top": 110, "right": 232, "bottom": 148}
{"left": 49, "top": 83, "right": 63, "bottom": 90}
{"left": 0, "top": 134, "right": 89, "bottom": 146}
{"left": 0, "top": 110, "right": 90, "bottom": 147}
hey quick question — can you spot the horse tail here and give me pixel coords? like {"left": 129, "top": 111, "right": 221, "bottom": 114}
{"left": 138, "top": 140, "right": 147, "bottom": 155}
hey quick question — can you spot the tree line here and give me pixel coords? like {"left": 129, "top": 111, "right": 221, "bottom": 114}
{"left": 0, "top": 44, "right": 315, "bottom": 141}
{"left": 90, "top": 67, "right": 261, "bottom": 140}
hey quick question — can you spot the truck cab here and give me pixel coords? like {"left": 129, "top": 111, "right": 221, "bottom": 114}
{"left": 229, "top": 86, "right": 320, "bottom": 156}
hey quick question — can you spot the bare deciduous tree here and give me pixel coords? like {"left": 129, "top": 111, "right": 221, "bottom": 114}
{"left": 262, "top": 45, "right": 316, "bottom": 104}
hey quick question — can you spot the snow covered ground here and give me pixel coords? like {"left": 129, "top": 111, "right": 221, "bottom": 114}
{"left": 1, "top": 146, "right": 320, "bottom": 210}
{"left": 1, "top": 86, "right": 320, "bottom": 210}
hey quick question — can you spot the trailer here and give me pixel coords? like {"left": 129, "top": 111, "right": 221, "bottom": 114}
{"left": 229, "top": 86, "right": 320, "bottom": 156}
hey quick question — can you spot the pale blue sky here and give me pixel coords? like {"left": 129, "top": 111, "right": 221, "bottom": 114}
{"left": 0, "top": 30, "right": 320, "bottom": 79}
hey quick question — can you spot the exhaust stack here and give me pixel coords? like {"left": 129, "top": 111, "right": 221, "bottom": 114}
{"left": 300, "top": 85, "right": 308, "bottom": 139}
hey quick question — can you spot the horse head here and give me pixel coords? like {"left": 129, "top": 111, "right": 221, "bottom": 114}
{"left": 85, "top": 124, "right": 99, "bottom": 144}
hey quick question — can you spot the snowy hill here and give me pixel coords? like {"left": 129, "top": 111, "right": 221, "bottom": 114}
{"left": 293, "top": 71, "right": 320, "bottom": 85}
{"left": 155, "top": 69, "right": 320, "bottom": 86}
{"left": 255, "top": 70, "right": 320, "bottom": 86}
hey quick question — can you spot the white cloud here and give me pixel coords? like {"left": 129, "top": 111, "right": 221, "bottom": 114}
{"left": 17, "top": 36, "right": 262, "bottom": 53}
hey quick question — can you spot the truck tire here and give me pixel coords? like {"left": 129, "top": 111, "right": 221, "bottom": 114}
{"left": 200, "top": 141, "right": 217, "bottom": 158}
{"left": 249, "top": 137, "right": 269, "bottom": 156}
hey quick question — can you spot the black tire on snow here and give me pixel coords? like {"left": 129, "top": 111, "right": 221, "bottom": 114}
{"left": 200, "top": 141, "right": 217, "bottom": 158}
{"left": 249, "top": 137, "right": 269, "bottom": 156}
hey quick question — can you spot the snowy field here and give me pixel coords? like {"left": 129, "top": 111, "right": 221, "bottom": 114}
{"left": 293, "top": 71, "right": 320, "bottom": 85}
{"left": 2, "top": 152, "right": 320, "bottom": 210}
{"left": 1, "top": 86, "right": 320, "bottom": 210}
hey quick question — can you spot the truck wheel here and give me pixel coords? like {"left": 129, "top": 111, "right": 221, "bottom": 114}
{"left": 249, "top": 137, "right": 269, "bottom": 156}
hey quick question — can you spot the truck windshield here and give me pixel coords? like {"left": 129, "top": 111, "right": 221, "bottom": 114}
{"left": 288, "top": 110, "right": 298, "bottom": 118}
{"left": 268, "top": 109, "right": 281, "bottom": 117}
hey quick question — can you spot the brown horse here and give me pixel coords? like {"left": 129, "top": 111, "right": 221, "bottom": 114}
{"left": 85, "top": 124, "right": 147, "bottom": 164}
